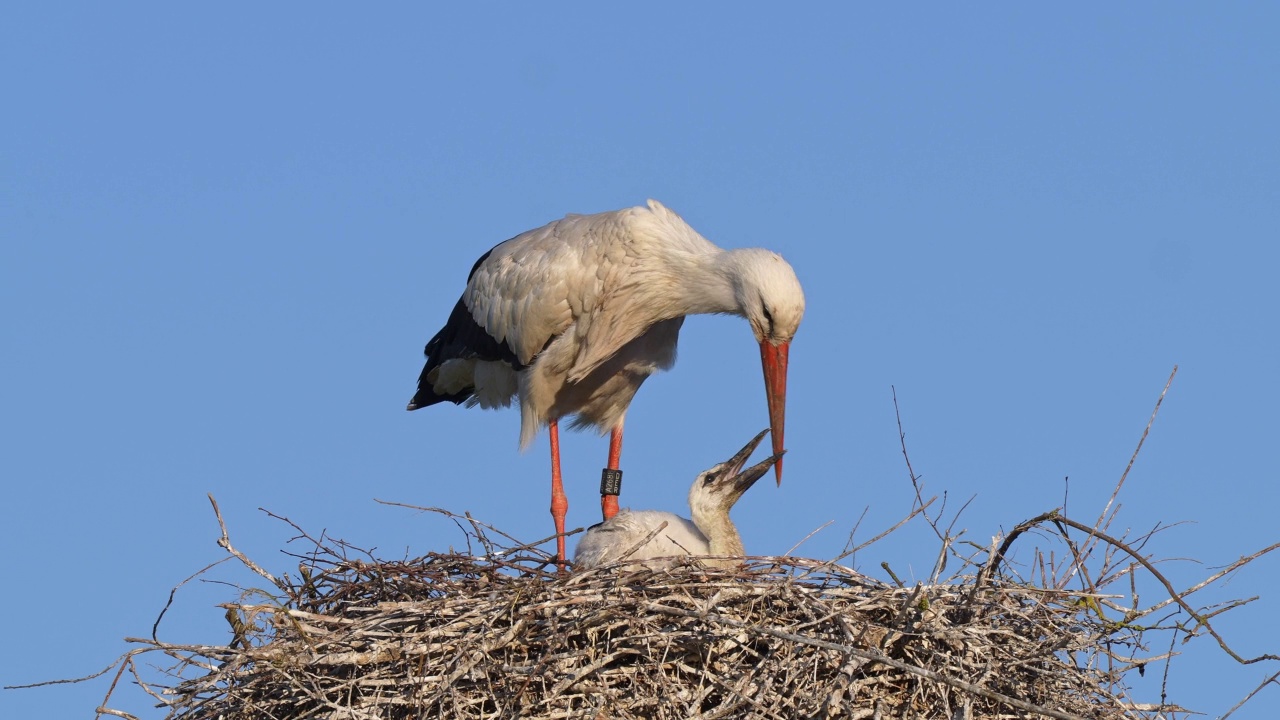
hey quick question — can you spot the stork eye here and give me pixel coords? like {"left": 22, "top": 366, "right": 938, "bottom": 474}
{"left": 761, "top": 304, "right": 774, "bottom": 336}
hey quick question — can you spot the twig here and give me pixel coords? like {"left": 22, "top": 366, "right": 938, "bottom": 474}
{"left": 207, "top": 494, "right": 285, "bottom": 593}
{"left": 151, "top": 557, "right": 232, "bottom": 641}
{"left": 981, "top": 509, "right": 1280, "bottom": 666}
{"left": 785, "top": 520, "right": 834, "bottom": 556}
{"left": 612, "top": 520, "right": 670, "bottom": 565}
{"left": 830, "top": 499, "right": 935, "bottom": 566}
{"left": 1088, "top": 365, "right": 1178, "bottom": 550}
{"left": 376, "top": 500, "right": 527, "bottom": 548}
{"left": 3, "top": 659, "right": 124, "bottom": 690}
{"left": 1221, "top": 670, "right": 1280, "bottom": 719}
{"left": 891, "top": 385, "right": 925, "bottom": 512}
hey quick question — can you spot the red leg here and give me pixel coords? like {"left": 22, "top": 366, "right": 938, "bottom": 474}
{"left": 601, "top": 423, "right": 623, "bottom": 520}
{"left": 548, "top": 420, "right": 568, "bottom": 570}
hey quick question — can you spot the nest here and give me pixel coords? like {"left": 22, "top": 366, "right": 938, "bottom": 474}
{"left": 177, "top": 560, "right": 1133, "bottom": 720}
{"left": 53, "top": 369, "right": 1271, "bottom": 718}
{"left": 85, "top": 496, "right": 1278, "bottom": 720}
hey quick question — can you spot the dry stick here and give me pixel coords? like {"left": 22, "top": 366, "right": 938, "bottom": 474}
{"left": 932, "top": 493, "right": 977, "bottom": 584}
{"left": 151, "top": 556, "right": 233, "bottom": 641}
{"left": 1134, "top": 540, "right": 1280, "bottom": 619}
{"left": 1087, "top": 365, "right": 1178, "bottom": 554}
{"left": 1087, "top": 522, "right": 1170, "bottom": 594}
{"left": 784, "top": 520, "right": 834, "bottom": 556}
{"left": 1220, "top": 670, "right": 1280, "bottom": 720}
{"left": 983, "top": 510, "right": 1280, "bottom": 665}
{"left": 95, "top": 651, "right": 145, "bottom": 720}
{"left": 1159, "top": 617, "right": 1179, "bottom": 713}
{"left": 834, "top": 500, "right": 936, "bottom": 565}
{"left": 894, "top": 385, "right": 972, "bottom": 582}
{"left": 881, "top": 583, "right": 925, "bottom": 648}
{"left": 93, "top": 709, "right": 141, "bottom": 720}
{"left": 377, "top": 501, "right": 527, "bottom": 549}
{"left": 891, "top": 386, "right": 925, "bottom": 513}
{"left": 259, "top": 507, "right": 329, "bottom": 550}
{"left": 642, "top": 601, "right": 1093, "bottom": 720}
{"left": 839, "top": 506, "right": 870, "bottom": 555}
{"left": 1056, "top": 366, "right": 1178, "bottom": 592}
{"left": 1055, "top": 510, "right": 1101, "bottom": 598}
{"left": 611, "top": 520, "right": 670, "bottom": 565}
{"left": 207, "top": 494, "right": 285, "bottom": 593}
{"left": 2, "top": 658, "right": 126, "bottom": 690}
{"left": 373, "top": 498, "right": 478, "bottom": 560}
{"left": 464, "top": 511, "right": 497, "bottom": 557}
{"left": 880, "top": 562, "right": 905, "bottom": 588}
{"left": 376, "top": 500, "right": 577, "bottom": 567}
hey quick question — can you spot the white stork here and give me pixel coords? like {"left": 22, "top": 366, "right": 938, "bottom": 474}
{"left": 574, "top": 429, "right": 782, "bottom": 570}
{"left": 407, "top": 199, "right": 804, "bottom": 565}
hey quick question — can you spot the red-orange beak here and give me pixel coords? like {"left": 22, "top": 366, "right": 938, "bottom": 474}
{"left": 759, "top": 341, "right": 789, "bottom": 485}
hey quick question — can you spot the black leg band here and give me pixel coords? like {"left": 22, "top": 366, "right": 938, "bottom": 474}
{"left": 600, "top": 468, "right": 623, "bottom": 496}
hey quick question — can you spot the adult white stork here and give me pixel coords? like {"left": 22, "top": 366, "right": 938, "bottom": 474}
{"left": 574, "top": 429, "right": 783, "bottom": 570}
{"left": 407, "top": 199, "right": 805, "bottom": 565}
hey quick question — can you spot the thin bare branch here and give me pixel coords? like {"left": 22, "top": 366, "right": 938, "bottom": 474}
{"left": 207, "top": 494, "right": 284, "bottom": 593}
{"left": 1088, "top": 365, "right": 1178, "bottom": 551}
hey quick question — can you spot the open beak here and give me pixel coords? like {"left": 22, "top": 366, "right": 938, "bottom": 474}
{"left": 723, "top": 428, "right": 770, "bottom": 476}
{"left": 731, "top": 451, "right": 786, "bottom": 496}
{"left": 759, "top": 341, "right": 790, "bottom": 484}
{"left": 717, "top": 429, "right": 785, "bottom": 499}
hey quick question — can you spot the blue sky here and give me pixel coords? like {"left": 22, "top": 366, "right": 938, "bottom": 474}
{"left": 3, "top": 4, "right": 1278, "bottom": 717}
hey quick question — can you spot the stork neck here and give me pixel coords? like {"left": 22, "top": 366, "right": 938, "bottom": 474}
{"left": 669, "top": 249, "right": 748, "bottom": 317}
{"left": 692, "top": 509, "right": 745, "bottom": 562}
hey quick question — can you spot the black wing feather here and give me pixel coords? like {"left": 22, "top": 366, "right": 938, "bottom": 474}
{"left": 407, "top": 245, "right": 525, "bottom": 410}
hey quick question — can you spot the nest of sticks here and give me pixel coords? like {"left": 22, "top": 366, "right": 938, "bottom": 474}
{"left": 86, "top": 493, "right": 1275, "bottom": 720}
{"left": 60, "top": 372, "right": 1276, "bottom": 719}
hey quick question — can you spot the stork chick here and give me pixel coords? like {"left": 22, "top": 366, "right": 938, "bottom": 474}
{"left": 574, "top": 429, "right": 783, "bottom": 570}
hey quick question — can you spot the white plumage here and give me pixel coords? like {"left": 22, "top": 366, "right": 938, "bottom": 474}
{"left": 408, "top": 200, "right": 805, "bottom": 564}
{"left": 574, "top": 430, "right": 782, "bottom": 570}
{"left": 574, "top": 510, "right": 708, "bottom": 566}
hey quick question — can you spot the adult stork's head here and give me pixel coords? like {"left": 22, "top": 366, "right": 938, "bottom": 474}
{"left": 730, "top": 249, "right": 805, "bottom": 484}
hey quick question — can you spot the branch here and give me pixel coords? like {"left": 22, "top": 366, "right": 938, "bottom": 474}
{"left": 1088, "top": 365, "right": 1178, "bottom": 546}
{"left": 207, "top": 494, "right": 285, "bottom": 593}
{"left": 979, "top": 509, "right": 1280, "bottom": 665}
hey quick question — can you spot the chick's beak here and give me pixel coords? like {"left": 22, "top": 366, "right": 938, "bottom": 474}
{"left": 731, "top": 451, "right": 786, "bottom": 497}
{"left": 712, "top": 430, "right": 785, "bottom": 502}
{"left": 723, "top": 428, "right": 770, "bottom": 477}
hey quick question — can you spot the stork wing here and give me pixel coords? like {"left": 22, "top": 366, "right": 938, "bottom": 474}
{"left": 464, "top": 205, "right": 688, "bottom": 380}
{"left": 462, "top": 214, "right": 604, "bottom": 367}
{"left": 564, "top": 248, "right": 674, "bottom": 383}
